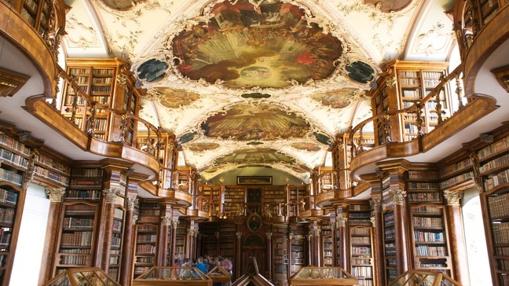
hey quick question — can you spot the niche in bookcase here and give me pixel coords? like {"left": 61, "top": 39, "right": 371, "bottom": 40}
{"left": 348, "top": 203, "right": 374, "bottom": 286}
{"left": 478, "top": 132, "right": 509, "bottom": 286}
{"left": 134, "top": 200, "right": 162, "bottom": 277}
{"left": 0, "top": 131, "right": 30, "bottom": 285}
{"left": 56, "top": 202, "right": 98, "bottom": 273}
{"left": 289, "top": 224, "right": 307, "bottom": 276}
{"left": 61, "top": 59, "right": 141, "bottom": 142}
{"left": 320, "top": 220, "right": 334, "bottom": 267}
{"left": 408, "top": 169, "right": 453, "bottom": 276}
{"left": 108, "top": 206, "right": 124, "bottom": 281}
{"left": 381, "top": 176, "right": 397, "bottom": 285}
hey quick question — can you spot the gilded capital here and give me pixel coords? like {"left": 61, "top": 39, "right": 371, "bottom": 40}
{"left": 46, "top": 188, "right": 66, "bottom": 203}
{"left": 444, "top": 190, "right": 462, "bottom": 207}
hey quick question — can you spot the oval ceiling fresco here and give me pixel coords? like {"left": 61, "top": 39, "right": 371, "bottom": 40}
{"left": 213, "top": 148, "right": 296, "bottom": 166}
{"left": 364, "top": 0, "right": 413, "bottom": 12}
{"left": 187, "top": 143, "right": 220, "bottom": 152}
{"left": 171, "top": 0, "right": 343, "bottom": 89}
{"left": 152, "top": 87, "right": 201, "bottom": 108}
{"left": 311, "top": 88, "right": 359, "bottom": 109}
{"left": 201, "top": 103, "right": 311, "bottom": 141}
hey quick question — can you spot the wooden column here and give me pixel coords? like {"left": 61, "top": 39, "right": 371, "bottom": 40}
{"left": 371, "top": 193, "right": 384, "bottom": 286}
{"left": 337, "top": 211, "right": 349, "bottom": 269}
{"left": 100, "top": 188, "right": 120, "bottom": 271}
{"left": 287, "top": 232, "right": 293, "bottom": 279}
{"left": 266, "top": 232, "right": 273, "bottom": 280}
{"left": 235, "top": 231, "right": 242, "bottom": 278}
{"left": 309, "top": 221, "right": 321, "bottom": 266}
{"left": 120, "top": 193, "right": 137, "bottom": 286}
{"left": 444, "top": 190, "right": 468, "bottom": 284}
{"left": 38, "top": 187, "right": 65, "bottom": 285}
{"left": 159, "top": 209, "right": 172, "bottom": 266}
{"left": 307, "top": 232, "right": 313, "bottom": 265}
{"left": 170, "top": 218, "right": 179, "bottom": 266}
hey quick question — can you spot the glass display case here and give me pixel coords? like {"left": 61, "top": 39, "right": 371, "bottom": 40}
{"left": 207, "top": 266, "right": 231, "bottom": 283}
{"left": 290, "top": 267, "right": 357, "bottom": 286}
{"left": 45, "top": 267, "right": 120, "bottom": 286}
{"left": 133, "top": 266, "right": 213, "bottom": 286}
{"left": 389, "top": 270, "right": 461, "bottom": 286}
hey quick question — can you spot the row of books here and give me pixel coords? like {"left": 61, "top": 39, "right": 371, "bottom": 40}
{"left": 0, "top": 148, "right": 28, "bottom": 169}
{"left": 440, "top": 172, "right": 473, "bottom": 189}
{"left": 413, "top": 217, "right": 443, "bottom": 228}
{"left": 401, "top": 89, "right": 421, "bottom": 99}
{"left": 408, "top": 192, "right": 441, "bottom": 203}
{"left": 136, "top": 244, "right": 156, "bottom": 254}
{"left": 90, "top": 118, "right": 108, "bottom": 132}
{"left": 136, "top": 256, "right": 154, "bottom": 264}
{"left": 349, "top": 212, "right": 370, "bottom": 220}
{"left": 357, "top": 280, "right": 374, "bottom": 286}
{"left": 111, "top": 236, "right": 121, "bottom": 249}
{"left": 352, "top": 257, "right": 371, "bottom": 265}
{"left": 0, "top": 168, "right": 22, "bottom": 186}
{"left": 137, "top": 234, "right": 157, "bottom": 243}
{"left": 385, "top": 242, "right": 396, "bottom": 256}
{"left": 69, "top": 68, "right": 90, "bottom": 76}
{"left": 351, "top": 246, "right": 371, "bottom": 256}
{"left": 0, "top": 230, "right": 11, "bottom": 246}
{"left": 478, "top": 134, "right": 509, "bottom": 160}
{"left": 70, "top": 178, "right": 103, "bottom": 188}
{"left": 413, "top": 206, "right": 442, "bottom": 215}
{"left": 441, "top": 158, "right": 472, "bottom": 177}
{"left": 0, "top": 188, "right": 17, "bottom": 205}
{"left": 61, "top": 231, "right": 92, "bottom": 247}
{"left": 140, "top": 209, "right": 160, "bottom": 216}
{"left": 493, "top": 223, "right": 509, "bottom": 244}
{"left": 0, "top": 133, "right": 30, "bottom": 156}
{"left": 112, "top": 220, "right": 122, "bottom": 233}
{"left": 66, "top": 190, "right": 101, "bottom": 200}
{"left": 415, "top": 245, "right": 447, "bottom": 256}
{"left": 414, "top": 231, "right": 444, "bottom": 243}
{"left": 351, "top": 266, "right": 372, "bottom": 279}
{"left": 351, "top": 237, "right": 370, "bottom": 245}
{"left": 495, "top": 246, "right": 509, "bottom": 256}
{"left": 351, "top": 228, "right": 370, "bottom": 236}
{"left": 485, "top": 169, "right": 509, "bottom": 190}
{"left": 480, "top": 153, "right": 509, "bottom": 173}
{"left": 92, "top": 77, "right": 112, "bottom": 85}
{"left": 63, "top": 217, "right": 93, "bottom": 229}
{"left": 408, "top": 182, "right": 440, "bottom": 190}
{"left": 399, "top": 79, "right": 420, "bottom": 87}
{"left": 72, "top": 168, "right": 103, "bottom": 178}
{"left": 60, "top": 248, "right": 89, "bottom": 254}
{"left": 384, "top": 228, "right": 395, "bottom": 241}
{"left": 0, "top": 208, "right": 14, "bottom": 225}
{"left": 92, "top": 69, "right": 114, "bottom": 77}
{"left": 488, "top": 193, "right": 509, "bottom": 219}
{"left": 35, "top": 153, "right": 70, "bottom": 174}
{"left": 91, "top": 86, "right": 112, "bottom": 95}
{"left": 60, "top": 255, "right": 88, "bottom": 265}
{"left": 35, "top": 166, "right": 69, "bottom": 185}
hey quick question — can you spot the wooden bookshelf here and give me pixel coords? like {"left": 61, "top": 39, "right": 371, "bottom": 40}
{"left": 370, "top": 61, "right": 452, "bottom": 142}
{"left": 348, "top": 203, "right": 374, "bottom": 286}
{"left": 478, "top": 132, "right": 509, "bottom": 286}
{"left": 272, "top": 226, "right": 289, "bottom": 286}
{"left": 33, "top": 150, "right": 70, "bottom": 188}
{"left": 289, "top": 224, "right": 307, "bottom": 276}
{"left": 349, "top": 226, "right": 374, "bottom": 286}
{"left": 381, "top": 176, "right": 397, "bottom": 284}
{"left": 0, "top": 185, "right": 22, "bottom": 285}
{"left": 134, "top": 223, "right": 159, "bottom": 277}
{"left": 321, "top": 221, "right": 334, "bottom": 267}
{"left": 60, "top": 59, "right": 141, "bottom": 142}
{"left": 223, "top": 186, "right": 246, "bottom": 218}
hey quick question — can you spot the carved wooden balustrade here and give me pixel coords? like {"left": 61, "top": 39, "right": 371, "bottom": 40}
{"left": 453, "top": 0, "right": 509, "bottom": 58}
{"left": 347, "top": 64, "right": 498, "bottom": 177}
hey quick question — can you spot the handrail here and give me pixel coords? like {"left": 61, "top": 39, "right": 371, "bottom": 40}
{"left": 349, "top": 64, "right": 466, "bottom": 158}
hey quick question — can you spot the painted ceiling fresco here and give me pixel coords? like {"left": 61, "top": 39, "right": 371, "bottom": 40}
{"left": 171, "top": 0, "right": 342, "bottom": 89}
{"left": 213, "top": 148, "right": 296, "bottom": 166}
{"left": 150, "top": 87, "right": 201, "bottom": 109}
{"left": 201, "top": 103, "right": 311, "bottom": 141}
{"left": 364, "top": 0, "right": 413, "bottom": 12}
{"left": 62, "top": 0, "right": 456, "bottom": 182}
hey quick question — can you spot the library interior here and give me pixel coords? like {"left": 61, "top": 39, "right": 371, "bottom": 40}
{"left": 0, "top": 0, "right": 509, "bottom": 285}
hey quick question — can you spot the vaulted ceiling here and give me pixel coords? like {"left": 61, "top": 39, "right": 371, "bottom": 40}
{"left": 62, "top": 0, "right": 456, "bottom": 183}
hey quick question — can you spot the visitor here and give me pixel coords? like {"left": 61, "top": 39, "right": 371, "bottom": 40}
{"left": 196, "top": 257, "right": 208, "bottom": 274}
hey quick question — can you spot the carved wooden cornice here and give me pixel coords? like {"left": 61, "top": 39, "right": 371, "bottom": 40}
{"left": 0, "top": 67, "right": 29, "bottom": 98}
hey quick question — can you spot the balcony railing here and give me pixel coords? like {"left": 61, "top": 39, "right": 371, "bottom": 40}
{"left": 349, "top": 64, "right": 468, "bottom": 159}
{"left": 454, "top": 0, "right": 508, "bottom": 58}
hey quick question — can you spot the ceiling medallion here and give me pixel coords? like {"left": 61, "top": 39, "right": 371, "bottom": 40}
{"left": 201, "top": 102, "right": 311, "bottom": 141}
{"left": 151, "top": 87, "right": 200, "bottom": 108}
{"left": 364, "top": 0, "right": 413, "bottom": 13}
{"left": 311, "top": 88, "right": 359, "bottom": 109}
{"left": 346, "top": 61, "right": 375, "bottom": 83}
{"left": 100, "top": 0, "right": 145, "bottom": 10}
{"left": 171, "top": 0, "right": 343, "bottom": 89}
{"left": 187, "top": 143, "right": 221, "bottom": 152}
{"left": 137, "top": 59, "right": 168, "bottom": 82}
{"left": 291, "top": 142, "right": 321, "bottom": 152}
{"left": 241, "top": 92, "right": 272, "bottom": 99}
{"left": 213, "top": 148, "right": 296, "bottom": 166}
